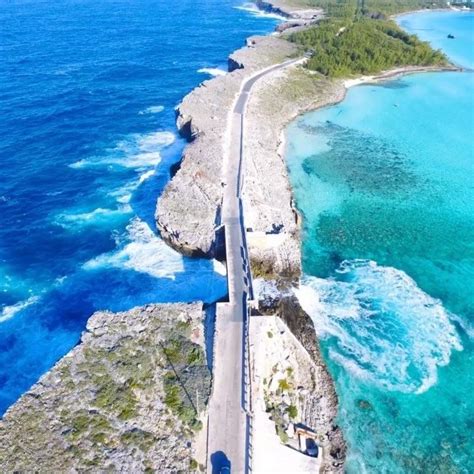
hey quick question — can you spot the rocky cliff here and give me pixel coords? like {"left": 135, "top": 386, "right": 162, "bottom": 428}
{"left": 255, "top": 280, "right": 346, "bottom": 471}
{"left": 0, "top": 303, "right": 209, "bottom": 472}
{"left": 155, "top": 36, "right": 298, "bottom": 258}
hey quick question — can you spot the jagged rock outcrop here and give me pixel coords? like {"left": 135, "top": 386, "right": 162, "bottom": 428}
{"left": 254, "top": 280, "right": 346, "bottom": 472}
{"left": 251, "top": 311, "right": 345, "bottom": 473}
{"left": 156, "top": 36, "right": 298, "bottom": 258}
{"left": 256, "top": 0, "right": 322, "bottom": 20}
{"left": 0, "top": 303, "right": 209, "bottom": 472}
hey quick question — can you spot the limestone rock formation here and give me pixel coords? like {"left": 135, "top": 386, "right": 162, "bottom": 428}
{"left": 0, "top": 303, "right": 209, "bottom": 472}
{"left": 155, "top": 36, "right": 298, "bottom": 258}
{"left": 253, "top": 280, "right": 346, "bottom": 472}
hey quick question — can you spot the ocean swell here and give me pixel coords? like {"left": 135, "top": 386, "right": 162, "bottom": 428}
{"left": 297, "top": 259, "right": 462, "bottom": 394}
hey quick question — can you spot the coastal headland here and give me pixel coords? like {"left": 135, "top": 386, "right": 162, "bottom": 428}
{"left": 0, "top": 303, "right": 211, "bottom": 471}
{"left": 0, "top": 0, "right": 463, "bottom": 472}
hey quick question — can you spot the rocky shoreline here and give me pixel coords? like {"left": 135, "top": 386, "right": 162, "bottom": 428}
{"left": 0, "top": 2, "right": 460, "bottom": 472}
{"left": 156, "top": 35, "right": 298, "bottom": 258}
{"left": 155, "top": 2, "right": 461, "bottom": 470}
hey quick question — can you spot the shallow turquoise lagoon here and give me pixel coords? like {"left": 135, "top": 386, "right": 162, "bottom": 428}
{"left": 286, "top": 11, "right": 474, "bottom": 473}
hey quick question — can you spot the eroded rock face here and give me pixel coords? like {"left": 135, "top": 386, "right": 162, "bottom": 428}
{"left": 0, "top": 303, "right": 209, "bottom": 472}
{"left": 155, "top": 36, "right": 298, "bottom": 258}
{"left": 254, "top": 281, "right": 346, "bottom": 472}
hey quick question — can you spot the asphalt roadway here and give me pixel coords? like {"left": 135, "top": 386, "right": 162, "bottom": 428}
{"left": 206, "top": 58, "right": 303, "bottom": 474}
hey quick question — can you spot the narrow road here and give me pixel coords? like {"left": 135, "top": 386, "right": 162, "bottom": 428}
{"left": 207, "top": 57, "right": 303, "bottom": 473}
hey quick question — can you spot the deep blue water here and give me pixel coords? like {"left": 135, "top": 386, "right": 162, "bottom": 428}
{"left": 0, "top": 0, "right": 280, "bottom": 414}
{"left": 286, "top": 11, "right": 474, "bottom": 473}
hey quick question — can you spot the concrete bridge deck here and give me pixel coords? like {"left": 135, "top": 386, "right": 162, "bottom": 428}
{"left": 206, "top": 58, "right": 304, "bottom": 474}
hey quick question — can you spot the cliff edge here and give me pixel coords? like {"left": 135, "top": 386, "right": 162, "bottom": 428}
{"left": 155, "top": 36, "right": 298, "bottom": 258}
{"left": 0, "top": 303, "right": 209, "bottom": 472}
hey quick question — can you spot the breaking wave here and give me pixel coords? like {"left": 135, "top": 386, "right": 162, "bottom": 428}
{"left": 55, "top": 205, "right": 132, "bottom": 229}
{"left": 296, "top": 260, "right": 462, "bottom": 394}
{"left": 234, "top": 2, "right": 287, "bottom": 21}
{"left": 139, "top": 105, "right": 164, "bottom": 115}
{"left": 198, "top": 67, "right": 227, "bottom": 77}
{"left": 1, "top": 296, "right": 39, "bottom": 323}
{"left": 83, "top": 218, "right": 184, "bottom": 279}
{"left": 69, "top": 130, "right": 175, "bottom": 170}
{"left": 84, "top": 217, "right": 226, "bottom": 281}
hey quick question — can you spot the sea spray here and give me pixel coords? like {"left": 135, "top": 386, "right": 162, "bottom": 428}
{"left": 296, "top": 260, "right": 462, "bottom": 394}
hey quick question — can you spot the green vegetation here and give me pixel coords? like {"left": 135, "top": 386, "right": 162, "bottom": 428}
{"left": 120, "top": 429, "right": 155, "bottom": 451}
{"left": 289, "top": 1, "right": 448, "bottom": 78}
{"left": 161, "top": 337, "right": 209, "bottom": 431}
{"left": 67, "top": 410, "right": 111, "bottom": 441}
{"left": 302, "top": 0, "right": 447, "bottom": 18}
{"left": 267, "top": 331, "right": 274, "bottom": 338}
{"left": 278, "top": 378, "right": 291, "bottom": 392}
{"left": 276, "top": 424, "right": 290, "bottom": 444}
{"left": 93, "top": 375, "right": 138, "bottom": 421}
{"left": 287, "top": 405, "right": 298, "bottom": 419}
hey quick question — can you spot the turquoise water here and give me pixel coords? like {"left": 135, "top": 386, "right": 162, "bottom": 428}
{"left": 286, "top": 12, "right": 474, "bottom": 473}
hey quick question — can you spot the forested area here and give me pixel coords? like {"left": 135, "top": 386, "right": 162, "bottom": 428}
{"left": 304, "top": 0, "right": 447, "bottom": 18}
{"left": 290, "top": 19, "right": 447, "bottom": 77}
{"left": 289, "top": 1, "right": 448, "bottom": 78}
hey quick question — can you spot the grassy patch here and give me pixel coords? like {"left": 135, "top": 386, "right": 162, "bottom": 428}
{"left": 278, "top": 378, "right": 291, "bottom": 392}
{"left": 302, "top": 0, "right": 447, "bottom": 19}
{"left": 93, "top": 375, "right": 138, "bottom": 420}
{"left": 120, "top": 429, "right": 155, "bottom": 451}
{"left": 67, "top": 411, "right": 112, "bottom": 441}
{"left": 287, "top": 405, "right": 298, "bottom": 419}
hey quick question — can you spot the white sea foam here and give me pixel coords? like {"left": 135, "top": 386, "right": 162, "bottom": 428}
{"left": 84, "top": 218, "right": 185, "bottom": 279}
{"left": 296, "top": 260, "right": 462, "bottom": 394}
{"left": 138, "top": 169, "right": 155, "bottom": 183}
{"left": 56, "top": 205, "right": 132, "bottom": 228}
{"left": 198, "top": 67, "right": 227, "bottom": 77}
{"left": 108, "top": 180, "right": 139, "bottom": 204}
{"left": 234, "top": 2, "right": 287, "bottom": 21}
{"left": 69, "top": 130, "right": 175, "bottom": 170}
{"left": 84, "top": 218, "right": 227, "bottom": 286}
{"left": 1, "top": 296, "right": 39, "bottom": 323}
{"left": 139, "top": 105, "right": 165, "bottom": 115}
{"left": 212, "top": 259, "right": 227, "bottom": 276}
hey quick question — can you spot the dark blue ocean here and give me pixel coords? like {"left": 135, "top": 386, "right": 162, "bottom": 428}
{"left": 0, "top": 0, "right": 280, "bottom": 414}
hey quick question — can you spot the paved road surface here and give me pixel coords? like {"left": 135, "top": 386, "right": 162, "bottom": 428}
{"left": 207, "top": 58, "right": 303, "bottom": 474}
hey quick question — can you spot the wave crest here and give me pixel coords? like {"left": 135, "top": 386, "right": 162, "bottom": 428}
{"left": 297, "top": 260, "right": 462, "bottom": 394}
{"left": 139, "top": 105, "right": 164, "bottom": 115}
{"left": 198, "top": 67, "right": 227, "bottom": 77}
{"left": 69, "top": 130, "right": 175, "bottom": 170}
{"left": 83, "top": 218, "right": 185, "bottom": 279}
{"left": 234, "top": 2, "right": 287, "bottom": 21}
{"left": 1, "top": 296, "right": 39, "bottom": 323}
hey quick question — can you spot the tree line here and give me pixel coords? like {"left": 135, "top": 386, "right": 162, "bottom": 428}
{"left": 289, "top": 18, "right": 448, "bottom": 78}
